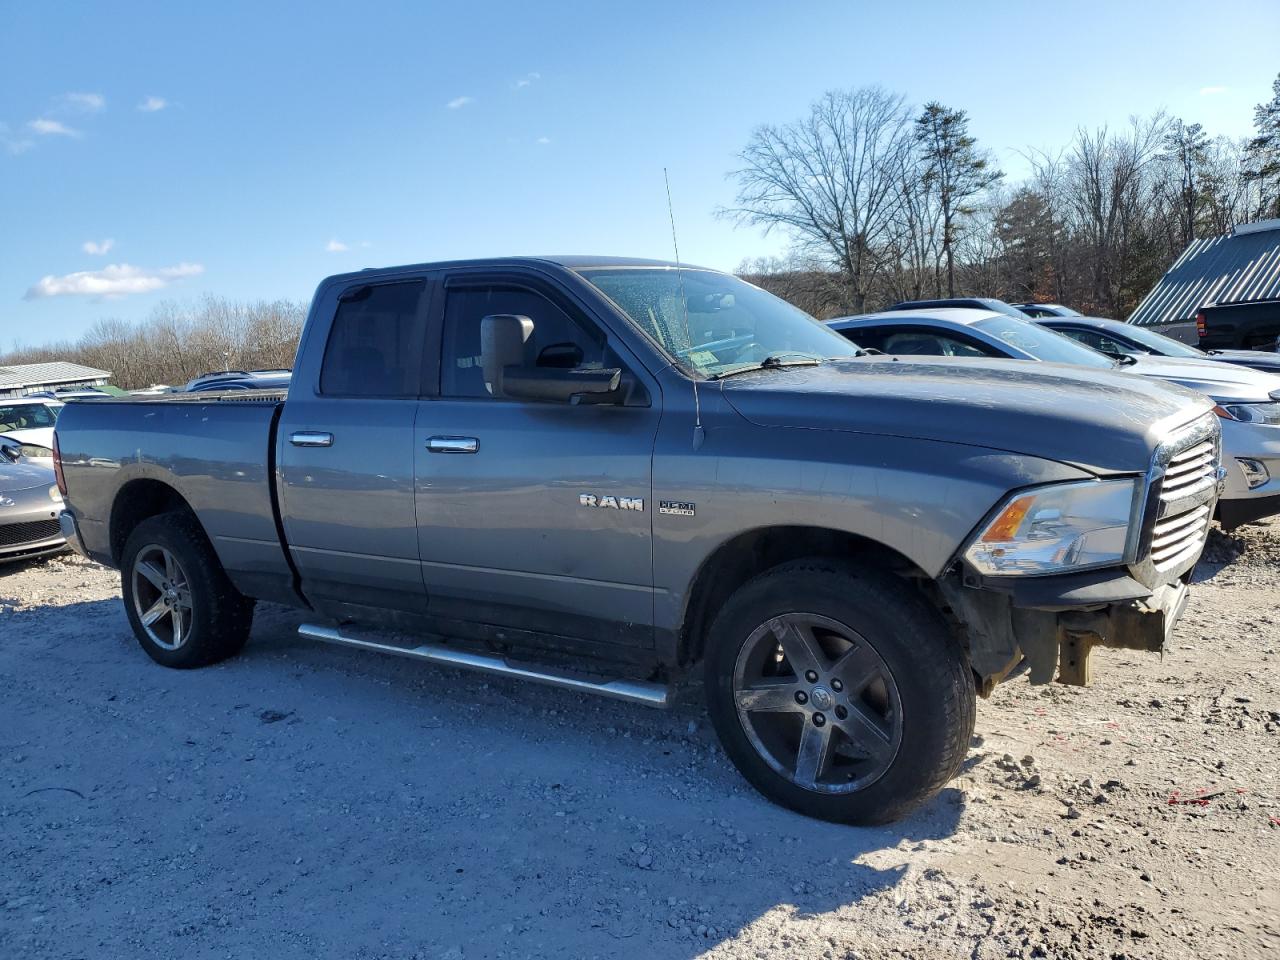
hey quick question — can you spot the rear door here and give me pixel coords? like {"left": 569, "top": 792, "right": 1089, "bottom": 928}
{"left": 413, "top": 270, "right": 662, "bottom": 648}
{"left": 278, "top": 277, "right": 431, "bottom": 614}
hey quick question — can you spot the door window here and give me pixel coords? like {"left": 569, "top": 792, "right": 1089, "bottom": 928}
{"left": 319, "top": 281, "right": 429, "bottom": 396}
{"left": 1057, "top": 328, "right": 1137, "bottom": 355}
{"left": 441, "top": 285, "right": 607, "bottom": 399}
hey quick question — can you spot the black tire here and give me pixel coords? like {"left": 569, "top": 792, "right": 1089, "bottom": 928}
{"left": 120, "top": 512, "right": 254, "bottom": 668}
{"left": 704, "top": 560, "right": 975, "bottom": 825}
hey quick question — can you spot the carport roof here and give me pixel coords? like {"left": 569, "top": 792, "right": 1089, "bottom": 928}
{"left": 0, "top": 361, "right": 112, "bottom": 389}
{"left": 1129, "top": 219, "right": 1280, "bottom": 326}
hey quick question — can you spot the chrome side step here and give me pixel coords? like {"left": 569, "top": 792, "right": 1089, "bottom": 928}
{"left": 297, "top": 623, "right": 670, "bottom": 708}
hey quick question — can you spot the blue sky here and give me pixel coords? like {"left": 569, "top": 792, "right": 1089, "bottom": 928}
{"left": 2, "top": 0, "right": 1278, "bottom": 344}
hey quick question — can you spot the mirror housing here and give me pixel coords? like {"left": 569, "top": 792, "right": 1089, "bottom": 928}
{"left": 480, "top": 314, "right": 621, "bottom": 403}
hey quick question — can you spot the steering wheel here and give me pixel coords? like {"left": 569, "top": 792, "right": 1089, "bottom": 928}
{"left": 675, "top": 332, "right": 760, "bottom": 360}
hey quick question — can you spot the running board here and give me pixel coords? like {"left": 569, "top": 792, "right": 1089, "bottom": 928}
{"left": 297, "top": 623, "right": 670, "bottom": 708}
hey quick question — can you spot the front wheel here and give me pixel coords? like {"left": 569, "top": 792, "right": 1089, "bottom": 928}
{"left": 120, "top": 512, "right": 255, "bottom": 668}
{"left": 704, "top": 561, "right": 975, "bottom": 824}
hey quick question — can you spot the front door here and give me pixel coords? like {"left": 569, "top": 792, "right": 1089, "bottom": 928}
{"left": 414, "top": 274, "right": 660, "bottom": 648}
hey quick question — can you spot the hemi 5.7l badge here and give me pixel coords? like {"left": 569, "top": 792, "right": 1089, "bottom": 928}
{"left": 659, "top": 500, "right": 696, "bottom": 516}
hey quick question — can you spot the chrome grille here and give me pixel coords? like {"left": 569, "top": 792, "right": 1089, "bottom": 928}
{"left": 1150, "top": 432, "right": 1219, "bottom": 572}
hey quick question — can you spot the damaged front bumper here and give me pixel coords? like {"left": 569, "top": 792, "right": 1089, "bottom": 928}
{"left": 941, "top": 567, "right": 1193, "bottom": 693}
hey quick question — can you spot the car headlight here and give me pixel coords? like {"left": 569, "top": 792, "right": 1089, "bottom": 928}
{"left": 1214, "top": 401, "right": 1280, "bottom": 425}
{"left": 17, "top": 443, "right": 53, "bottom": 459}
{"left": 964, "top": 478, "right": 1140, "bottom": 576}
{"left": 49, "top": 485, "right": 63, "bottom": 502}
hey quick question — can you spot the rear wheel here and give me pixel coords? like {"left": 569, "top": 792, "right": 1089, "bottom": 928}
{"left": 120, "top": 512, "right": 254, "bottom": 668}
{"left": 704, "top": 560, "right": 975, "bottom": 824}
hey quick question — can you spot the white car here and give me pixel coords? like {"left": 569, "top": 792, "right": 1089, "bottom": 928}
{"left": 0, "top": 398, "right": 63, "bottom": 464}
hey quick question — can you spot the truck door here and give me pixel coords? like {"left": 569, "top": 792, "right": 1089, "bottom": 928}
{"left": 278, "top": 277, "right": 431, "bottom": 615}
{"left": 414, "top": 272, "right": 660, "bottom": 649}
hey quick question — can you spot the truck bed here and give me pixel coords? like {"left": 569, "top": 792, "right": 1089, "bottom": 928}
{"left": 54, "top": 394, "right": 295, "bottom": 603}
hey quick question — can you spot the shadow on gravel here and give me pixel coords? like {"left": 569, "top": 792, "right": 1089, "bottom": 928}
{"left": 5, "top": 594, "right": 967, "bottom": 959}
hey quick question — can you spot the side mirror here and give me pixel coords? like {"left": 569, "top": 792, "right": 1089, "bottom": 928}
{"left": 480, "top": 314, "right": 533, "bottom": 398}
{"left": 480, "top": 314, "right": 622, "bottom": 403}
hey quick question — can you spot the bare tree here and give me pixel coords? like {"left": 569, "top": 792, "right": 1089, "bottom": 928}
{"left": 726, "top": 87, "right": 915, "bottom": 312}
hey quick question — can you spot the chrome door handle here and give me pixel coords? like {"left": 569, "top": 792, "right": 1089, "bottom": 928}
{"left": 427, "top": 436, "right": 478, "bottom": 454}
{"left": 290, "top": 431, "right": 334, "bottom": 447}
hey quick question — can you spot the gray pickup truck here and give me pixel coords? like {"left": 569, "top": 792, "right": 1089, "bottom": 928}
{"left": 54, "top": 256, "right": 1223, "bottom": 824}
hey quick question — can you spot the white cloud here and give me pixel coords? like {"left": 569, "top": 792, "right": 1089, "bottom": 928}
{"left": 24, "top": 262, "right": 204, "bottom": 300}
{"left": 137, "top": 96, "right": 167, "bottom": 113}
{"left": 446, "top": 96, "right": 473, "bottom": 110}
{"left": 0, "top": 122, "right": 33, "bottom": 155}
{"left": 536, "top": 136, "right": 551, "bottom": 145}
{"left": 29, "top": 118, "right": 80, "bottom": 137}
{"left": 325, "top": 238, "right": 349, "bottom": 252}
{"left": 61, "top": 92, "right": 105, "bottom": 112}
{"left": 1200, "top": 85, "right": 1228, "bottom": 96}
{"left": 83, "top": 238, "right": 115, "bottom": 256}
{"left": 513, "top": 72, "right": 542, "bottom": 89}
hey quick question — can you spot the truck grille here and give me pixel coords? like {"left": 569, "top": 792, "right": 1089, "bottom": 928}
{"left": 1150, "top": 433, "right": 1219, "bottom": 572}
{"left": 0, "top": 518, "right": 62, "bottom": 549}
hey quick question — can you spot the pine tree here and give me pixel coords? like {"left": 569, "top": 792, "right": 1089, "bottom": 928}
{"left": 1245, "top": 73, "right": 1280, "bottom": 219}
{"left": 914, "top": 103, "right": 1003, "bottom": 296}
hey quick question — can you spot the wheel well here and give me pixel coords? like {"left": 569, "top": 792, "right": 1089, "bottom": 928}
{"left": 678, "top": 526, "right": 932, "bottom": 666}
{"left": 108, "top": 480, "right": 198, "bottom": 566}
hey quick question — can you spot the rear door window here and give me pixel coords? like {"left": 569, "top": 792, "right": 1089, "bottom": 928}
{"left": 319, "top": 281, "right": 429, "bottom": 396}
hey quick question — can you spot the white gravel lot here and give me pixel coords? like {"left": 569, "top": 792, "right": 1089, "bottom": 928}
{"left": 2, "top": 526, "right": 1278, "bottom": 960}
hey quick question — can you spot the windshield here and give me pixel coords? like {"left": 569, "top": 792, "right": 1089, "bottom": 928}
{"left": 0, "top": 403, "right": 59, "bottom": 431}
{"left": 1109, "top": 323, "right": 1204, "bottom": 359}
{"left": 974, "top": 316, "right": 1116, "bottom": 368}
{"left": 579, "top": 268, "right": 860, "bottom": 377}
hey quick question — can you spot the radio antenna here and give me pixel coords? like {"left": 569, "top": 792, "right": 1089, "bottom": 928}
{"left": 664, "top": 167, "right": 705, "bottom": 450}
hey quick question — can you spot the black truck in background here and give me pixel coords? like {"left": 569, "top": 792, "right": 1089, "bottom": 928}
{"left": 1196, "top": 299, "right": 1280, "bottom": 350}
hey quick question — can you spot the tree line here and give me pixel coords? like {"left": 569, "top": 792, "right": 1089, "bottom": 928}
{"left": 4, "top": 75, "right": 1278, "bottom": 385}
{"left": 2, "top": 296, "right": 306, "bottom": 390}
{"left": 734, "top": 73, "right": 1280, "bottom": 319}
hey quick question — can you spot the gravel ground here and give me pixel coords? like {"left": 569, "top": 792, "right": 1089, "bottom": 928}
{"left": 2, "top": 527, "right": 1278, "bottom": 960}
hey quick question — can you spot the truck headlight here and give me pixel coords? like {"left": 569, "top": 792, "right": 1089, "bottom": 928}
{"left": 964, "top": 478, "right": 1140, "bottom": 576}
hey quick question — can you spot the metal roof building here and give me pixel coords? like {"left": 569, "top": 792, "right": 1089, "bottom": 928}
{"left": 1129, "top": 219, "right": 1280, "bottom": 327}
{"left": 0, "top": 361, "right": 112, "bottom": 398}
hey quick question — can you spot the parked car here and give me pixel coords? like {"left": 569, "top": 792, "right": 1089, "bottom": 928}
{"left": 1013, "top": 303, "right": 1082, "bottom": 318}
{"left": 1033, "top": 313, "right": 1280, "bottom": 376}
{"left": 183, "top": 369, "right": 292, "bottom": 392}
{"left": 0, "top": 398, "right": 63, "bottom": 463}
{"left": 1195, "top": 299, "right": 1280, "bottom": 350}
{"left": 886, "top": 297, "right": 1031, "bottom": 318}
{"left": 0, "top": 450, "right": 66, "bottom": 564}
{"left": 829, "top": 308, "right": 1276, "bottom": 528}
{"left": 55, "top": 256, "right": 1221, "bottom": 825}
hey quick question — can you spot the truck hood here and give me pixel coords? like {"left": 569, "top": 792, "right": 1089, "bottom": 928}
{"left": 719, "top": 356, "right": 1213, "bottom": 473}
{"left": 1125, "top": 354, "right": 1280, "bottom": 402}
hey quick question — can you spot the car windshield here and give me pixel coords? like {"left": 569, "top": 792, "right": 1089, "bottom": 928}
{"left": 1046, "top": 305, "right": 1082, "bottom": 317}
{"left": 0, "top": 403, "right": 59, "bottom": 431}
{"left": 579, "top": 268, "right": 861, "bottom": 377}
{"left": 1108, "top": 323, "right": 1204, "bottom": 359}
{"left": 974, "top": 316, "right": 1116, "bottom": 368}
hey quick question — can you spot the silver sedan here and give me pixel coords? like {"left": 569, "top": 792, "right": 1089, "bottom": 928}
{"left": 0, "top": 456, "right": 67, "bottom": 564}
